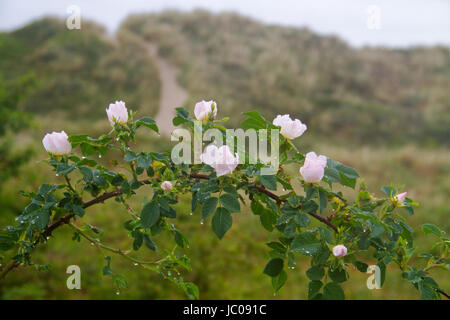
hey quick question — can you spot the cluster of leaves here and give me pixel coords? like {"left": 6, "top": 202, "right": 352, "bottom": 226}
{"left": 0, "top": 108, "right": 448, "bottom": 300}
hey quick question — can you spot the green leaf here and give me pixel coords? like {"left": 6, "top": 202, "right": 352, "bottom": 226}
{"left": 135, "top": 117, "right": 159, "bottom": 133}
{"left": 318, "top": 188, "right": 328, "bottom": 213}
{"left": 301, "top": 200, "right": 318, "bottom": 214}
{"left": 79, "top": 166, "right": 93, "bottom": 182}
{"left": 182, "top": 282, "right": 199, "bottom": 300}
{"left": 202, "top": 197, "right": 218, "bottom": 219}
{"left": 212, "top": 207, "right": 232, "bottom": 239}
{"left": 419, "top": 281, "right": 439, "bottom": 300}
{"left": 308, "top": 280, "right": 323, "bottom": 299}
{"left": 174, "top": 230, "right": 188, "bottom": 248}
{"left": 381, "top": 185, "right": 395, "bottom": 197}
{"left": 295, "top": 213, "right": 311, "bottom": 227}
{"left": 272, "top": 270, "right": 287, "bottom": 292}
{"left": 291, "top": 232, "right": 321, "bottom": 256}
{"left": 263, "top": 258, "right": 284, "bottom": 277}
{"left": 323, "top": 282, "right": 345, "bottom": 300}
{"left": 219, "top": 193, "right": 240, "bottom": 212}
{"left": 140, "top": 201, "right": 160, "bottom": 229}
{"left": 260, "top": 209, "right": 277, "bottom": 232}
{"left": 137, "top": 153, "right": 151, "bottom": 169}
{"left": 250, "top": 200, "right": 264, "bottom": 215}
{"left": 259, "top": 175, "right": 277, "bottom": 191}
{"left": 328, "top": 268, "right": 348, "bottom": 283}
{"left": 241, "top": 110, "right": 268, "bottom": 130}
{"left": 422, "top": 224, "right": 442, "bottom": 237}
{"left": 132, "top": 232, "right": 143, "bottom": 251}
{"left": 35, "top": 209, "right": 50, "bottom": 230}
{"left": 306, "top": 266, "right": 325, "bottom": 281}
{"left": 143, "top": 234, "right": 157, "bottom": 251}
{"left": 266, "top": 241, "right": 286, "bottom": 253}
{"left": 338, "top": 172, "right": 356, "bottom": 189}
{"left": 335, "top": 163, "right": 359, "bottom": 179}
{"left": 353, "top": 261, "right": 369, "bottom": 273}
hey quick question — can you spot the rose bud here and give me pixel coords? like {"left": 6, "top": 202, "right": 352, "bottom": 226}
{"left": 394, "top": 192, "right": 407, "bottom": 205}
{"left": 194, "top": 100, "right": 217, "bottom": 121}
{"left": 299, "top": 151, "right": 327, "bottom": 183}
{"left": 200, "top": 145, "right": 239, "bottom": 177}
{"left": 272, "top": 114, "right": 307, "bottom": 139}
{"left": 161, "top": 181, "right": 173, "bottom": 191}
{"left": 42, "top": 131, "right": 72, "bottom": 156}
{"left": 332, "top": 245, "right": 348, "bottom": 258}
{"left": 106, "top": 101, "right": 128, "bottom": 125}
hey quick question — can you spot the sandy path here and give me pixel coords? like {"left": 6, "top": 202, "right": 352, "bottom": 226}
{"left": 147, "top": 44, "right": 188, "bottom": 136}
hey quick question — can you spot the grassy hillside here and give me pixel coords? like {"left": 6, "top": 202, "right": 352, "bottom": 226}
{"left": 0, "top": 17, "right": 160, "bottom": 120}
{"left": 0, "top": 11, "right": 448, "bottom": 299}
{"left": 121, "top": 10, "right": 450, "bottom": 146}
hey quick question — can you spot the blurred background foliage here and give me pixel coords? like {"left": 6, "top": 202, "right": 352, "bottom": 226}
{"left": 0, "top": 10, "right": 448, "bottom": 299}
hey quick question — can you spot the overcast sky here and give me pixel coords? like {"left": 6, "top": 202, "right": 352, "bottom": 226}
{"left": 0, "top": 0, "right": 449, "bottom": 47}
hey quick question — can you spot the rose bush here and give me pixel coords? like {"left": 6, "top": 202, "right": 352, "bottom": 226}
{"left": 0, "top": 101, "right": 448, "bottom": 300}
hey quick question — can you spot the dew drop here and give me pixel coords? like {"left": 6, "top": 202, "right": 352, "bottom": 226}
{"left": 116, "top": 291, "right": 120, "bottom": 295}
{"left": 190, "top": 212, "right": 193, "bottom": 216}
{"left": 290, "top": 266, "right": 295, "bottom": 270}
{"left": 98, "top": 155, "right": 102, "bottom": 158}
{"left": 134, "top": 263, "right": 138, "bottom": 266}
{"left": 168, "top": 271, "right": 172, "bottom": 276}
{"left": 55, "top": 174, "right": 59, "bottom": 177}
{"left": 200, "top": 220, "right": 204, "bottom": 225}
{"left": 46, "top": 237, "right": 50, "bottom": 240}
{"left": 90, "top": 242, "right": 94, "bottom": 246}
{"left": 82, "top": 156, "right": 86, "bottom": 159}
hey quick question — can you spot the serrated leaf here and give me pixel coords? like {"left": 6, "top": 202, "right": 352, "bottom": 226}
{"left": 219, "top": 193, "right": 240, "bottom": 212}
{"left": 135, "top": 117, "right": 159, "bottom": 133}
{"left": 202, "top": 197, "right": 218, "bottom": 219}
{"left": 212, "top": 207, "right": 232, "bottom": 239}
{"left": 263, "top": 258, "right": 284, "bottom": 277}
{"left": 323, "top": 282, "right": 345, "bottom": 300}
{"left": 141, "top": 201, "right": 160, "bottom": 229}
{"left": 306, "top": 266, "right": 325, "bottom": 281}
{"left": 272, "top": 270, "right": 287, "bottom": 292}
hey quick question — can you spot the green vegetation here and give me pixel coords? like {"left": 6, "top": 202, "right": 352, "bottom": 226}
{"left": 0, "top": 11, "right": 448, "bottom": 299}
{"left": 0, "top": 17, "right": 160, "bottom": 120}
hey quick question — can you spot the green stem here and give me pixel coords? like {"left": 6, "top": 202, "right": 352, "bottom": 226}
{"left": 64, "top": 175, "right": 76, "bottom": 193}
{"left": 68, "top": 223, "right": 163, "bottom": 266}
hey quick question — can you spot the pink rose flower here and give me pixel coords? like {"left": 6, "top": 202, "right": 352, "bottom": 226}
{"left": 42, "top": 131, "right": 72, "bottom": 156}
{"left": 106, "top": 101, "right": 128, "bottom": 125}
{"left": 394, "top": 192, "right": 407, "bottom": 205}
{"left": 161, "top": 181, "right": 173, "bottom": 191}
{"left": 273, "top": 114, "right": 307, "bottom": 139}
{"left": 200, "top": 145, "right": 238, "bottom": 177}
{"left": 332, "top": 245, "right": 347, "bottom": 258}
{"left": 194, "top": 100, "right": 217, "bottom": 121}
{"left": 299, "top": 152, "right": 327, "bottom": 183}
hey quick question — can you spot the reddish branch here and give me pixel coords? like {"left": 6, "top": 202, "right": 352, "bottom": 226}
{"left": 189, "top": 173, "right": 339, "bottom": 232}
